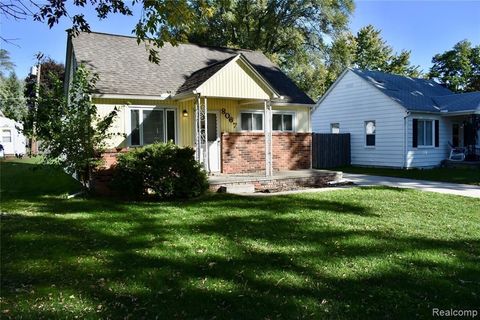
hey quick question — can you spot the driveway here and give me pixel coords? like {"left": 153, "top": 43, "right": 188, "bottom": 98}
{"left": 342, "top": 173, "right": 480, "bottom": 198}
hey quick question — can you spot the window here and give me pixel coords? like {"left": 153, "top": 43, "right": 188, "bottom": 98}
{"left": 272, "top": 113, "right": 294, "bottom": 131}
{"left": 416, "top": 119, "right": 433, "bottom": 147}
{"left": 2, "top": 129, "right": 12, "bottom": 143}
{"left": 330, "top": 123, "right": 340, "bottom": 134}
{"left": 365, "top": 121, "right": 376, "bottom": 147}
{"left": 240, "top": 112, "right": 263, "bottom": 131}
{"left": 129, "top": 107, "right": 176, "bottom": 146}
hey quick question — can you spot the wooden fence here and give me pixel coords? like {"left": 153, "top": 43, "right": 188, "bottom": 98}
{"left": 312, "top": 133, "right": 350, "bottom": 169}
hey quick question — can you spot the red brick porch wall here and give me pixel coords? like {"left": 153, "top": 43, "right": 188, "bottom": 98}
{"left": 221, "top": 132, "right": 312, "bottom": 174}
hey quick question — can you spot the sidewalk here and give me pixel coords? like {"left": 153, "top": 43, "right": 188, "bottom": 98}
{"left": 342, "top": 173, "right": 480, "bottom": 198}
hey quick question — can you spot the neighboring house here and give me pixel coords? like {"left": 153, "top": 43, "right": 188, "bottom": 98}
{"left": 65, "top": 31, "right": 314, "bottom": 174}
{"left": 0, "top": 111, "right": 26, "bottom": 157}
{"left": 312, "top": 68, "right": 480, "bottom": 168}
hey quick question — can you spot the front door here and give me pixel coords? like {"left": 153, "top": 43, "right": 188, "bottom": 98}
{"left": 207, "top": 112, "right": 220, "bottom": 172}
{"left": 452, "top": 123, "right": 464, "bottom": 147}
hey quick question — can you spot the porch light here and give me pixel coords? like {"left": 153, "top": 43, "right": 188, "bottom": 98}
{"left": 183, "top": 109, "right": 188, "bottom": 117}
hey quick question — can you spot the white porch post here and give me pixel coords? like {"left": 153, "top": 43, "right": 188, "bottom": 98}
{"left": 264, "top": 100, "right": 273, "bottom": 176}
{"left": 194, "top": 94, "right": 209, "bottom": 173}
{"left": 203, "top": 96, "right": 209, "bottom": 173}
{"left": 194, "top": 94, "right": 201, "bottom": 161}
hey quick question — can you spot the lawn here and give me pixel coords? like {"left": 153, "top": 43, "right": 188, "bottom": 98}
{"left": 1, "top": 160, "right": 479, "bottom": 319}
{"left": 339, "top": 165, "right": 480, "bottom": 186}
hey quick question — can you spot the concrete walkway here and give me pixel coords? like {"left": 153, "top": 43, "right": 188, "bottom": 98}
{"left": 342, "top": 173, "right": 480, "bottom": 198}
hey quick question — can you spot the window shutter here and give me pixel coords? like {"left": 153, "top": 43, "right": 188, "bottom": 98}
{"left": 435, "top": 120, "right": 439, "bottom": 147}
{"left": 412, "top": 119, "right": 418, "bottom": 148}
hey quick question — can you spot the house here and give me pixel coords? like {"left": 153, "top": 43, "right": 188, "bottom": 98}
{"left": 65, "top": 31, "right": 314, "bottom": 175}
{"left": 0, "top": 111, "right": 26, "bottom": 157}
{"left": 312, "top": 68, "right": 480, "bottom": 168}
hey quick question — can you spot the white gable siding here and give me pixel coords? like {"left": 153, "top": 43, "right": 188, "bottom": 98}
{"left": 312, "top": 70, "right": 407, "bottom": 167}
{"left": 405, "top": 114, "right": 450, "bottom": 168}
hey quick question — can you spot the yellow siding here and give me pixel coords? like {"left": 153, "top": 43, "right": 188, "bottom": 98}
{"left": 96, "top": 104, "right": 127, "bottom": 148}
{"left": 274, "top": 105, "right": 311, "bottom": 132}
{"left": 92, "top": 97, "right": 310, "bottom": 149}
{"left": 197, "top": 59, "right": 271, "bottom": 100}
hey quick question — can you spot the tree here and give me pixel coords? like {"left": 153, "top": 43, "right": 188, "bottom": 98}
{"left": 1, "top": 0, "right": 204, "bottom": 63}
{"left": 41, "top": 65, "right": 118, "bottom": 187}
{"left": 0, "top": 72, "right": 27, "bottom": 122}
{"left": 325, "top": 25, "right": 421, "bottom": 90}
{"left": 187, "top": 0, "right": 354, "bottom": 100}
{"left": 24, "top": 58, "right": 65, "bottom": 96}
{"left": 1, "top": 0, "right": 354, "bottom": 99}
{"left": 23, "top": 58, "right": 65, "bottom": 137}
{"left": 429, "top": 40, "right": 480, "bottom": 93}
{"left": 0, "top": 49, "right": 15, "bottom": 78}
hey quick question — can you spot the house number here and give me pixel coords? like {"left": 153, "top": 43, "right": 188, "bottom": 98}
{"left": 221, "top": 108, "right": 237, "bottom": 128}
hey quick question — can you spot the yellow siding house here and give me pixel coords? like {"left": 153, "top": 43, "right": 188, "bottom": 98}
{"left": 65, "top": 32, "right": 315, "bottom": 175}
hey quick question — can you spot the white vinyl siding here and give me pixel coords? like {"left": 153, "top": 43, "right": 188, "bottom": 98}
{"left": 312, "top": 70, "right": 406, "bottom": 168}
{"left": 406, "top": 114, "right": 450, "bottom": 168}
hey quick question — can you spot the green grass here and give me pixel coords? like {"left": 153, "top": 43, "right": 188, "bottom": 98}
{"left": 339, "top": 165, "right": 480, "bottom": 186}
{"left": 1, "top": 160, "right": 479, "bottom": 319}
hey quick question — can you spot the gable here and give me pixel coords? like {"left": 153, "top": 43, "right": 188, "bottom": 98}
{"left": 196, "top": 57, "right": 274, "bottom": 100}
{"left": 314, "top": 70, "right": 407, "bottom": 116}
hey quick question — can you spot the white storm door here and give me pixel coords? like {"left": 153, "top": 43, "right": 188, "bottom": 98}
{"left": 207, "top": 112, "right": 221, "bottom": 172}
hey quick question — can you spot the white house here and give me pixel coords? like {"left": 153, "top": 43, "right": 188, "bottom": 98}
{"left": 312, "top": 68, "right": 480, "bottom": 168}
{"left": 0, "top": 111, "right": 26, "bottom": 157}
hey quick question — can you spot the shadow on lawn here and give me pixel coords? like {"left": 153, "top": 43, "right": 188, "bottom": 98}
{"left": 2, "top": 193, "right": 479, "bottom": 319}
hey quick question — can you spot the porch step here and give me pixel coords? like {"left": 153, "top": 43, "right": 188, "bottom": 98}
{"left": 209, "top": 169, "right": 342, "bottom": 193}
{"left": 217, "top": 184, "right": 256, "bottom": 194}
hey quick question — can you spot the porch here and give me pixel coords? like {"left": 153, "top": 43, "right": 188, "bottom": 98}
{"left": 445, "top": 114, "right": 480, "bottom": 161}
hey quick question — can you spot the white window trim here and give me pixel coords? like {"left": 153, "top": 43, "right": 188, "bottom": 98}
{"left": 364, "top": 120, "right": 376, "bottom": 148}
{"left": 127, "top": 105, "right": 178, "bottom": 146}
{"left": 239, "top": 110, "right": 265, "bottom": 132}
{"left": 330, "top": 123, "right": 340, "bottom": 134}
{"left": 272, "top": 111, "right": 295, "bottom": 132}
{"left": 416, "top": 119, "right": 435, "bottom": 148}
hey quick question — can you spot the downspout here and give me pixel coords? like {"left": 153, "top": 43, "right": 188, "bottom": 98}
{"left": 403, "top": 111, "right": 410, "bottom": 169}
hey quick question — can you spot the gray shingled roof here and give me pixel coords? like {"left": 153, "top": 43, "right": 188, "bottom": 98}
{"left": 433, "top": 92, "right": 480, "bottom": 112}
{"left": 351, "top": 69, "right": 454, "bottom": 112}
{"left": 176, "top": 56, "right": 236, "bottom": 95}
{"left": 70, "top": 32, "right": 314, "bottom": 104}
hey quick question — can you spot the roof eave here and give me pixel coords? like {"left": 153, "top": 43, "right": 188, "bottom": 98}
{"left": 440, "top": 110, "right": 480, "bottom": 116}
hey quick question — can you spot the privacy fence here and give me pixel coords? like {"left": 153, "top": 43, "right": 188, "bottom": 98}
{"left": 312, "top": 133, "right": 351, "bottom": 169}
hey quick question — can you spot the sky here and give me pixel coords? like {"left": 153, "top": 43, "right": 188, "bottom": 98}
{"left": 1, "top": 0, "right": 479, "bottom": 79}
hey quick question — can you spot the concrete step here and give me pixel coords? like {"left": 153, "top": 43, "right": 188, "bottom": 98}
{"left": 214, "top": 183, "right": 256, "bottom": 194}
{"left": 224, "top": 184, "right": 255, "bottom": 194}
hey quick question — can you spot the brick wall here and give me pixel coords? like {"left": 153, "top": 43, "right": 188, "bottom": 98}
{"left": 91, "top": 148, "right": 128, "bottom": 195}
{"left": 221, "top": 132, "right": 312, "bottom": 174}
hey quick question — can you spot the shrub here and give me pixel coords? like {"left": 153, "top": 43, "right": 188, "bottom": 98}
{"left": 111, "top": 142, "right": 209, "bottom": 199}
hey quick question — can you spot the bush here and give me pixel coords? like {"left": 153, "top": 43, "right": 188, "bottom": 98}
{"left": 111, "top": 142, "right": 209, "bottom": 199}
